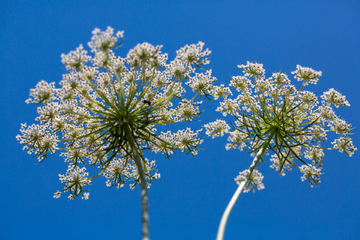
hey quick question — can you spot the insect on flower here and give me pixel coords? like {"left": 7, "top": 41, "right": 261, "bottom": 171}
{"left": 142, "top": 100, "right": 152, "bottom": 106}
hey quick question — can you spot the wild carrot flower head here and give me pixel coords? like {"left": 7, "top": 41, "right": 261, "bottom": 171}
{"left": 17, "top": 27, "right": 217, "bottom": 200}
{"left": 204, "top": 61, "right": 356, "bottom": 190}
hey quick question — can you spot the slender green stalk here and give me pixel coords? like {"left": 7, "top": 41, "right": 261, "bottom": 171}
{"left": 125, "top": 125, "right": 150, "bottom": 240}
{"left": 216, "top": 132, "right": 274, "bottom": 240}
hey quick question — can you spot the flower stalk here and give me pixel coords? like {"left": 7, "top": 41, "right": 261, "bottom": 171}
{"left": 216, "top": 132, "right": 274, "bottom": 240}
{"left": 125, "top": 125, "right": 150, "bottom": 240}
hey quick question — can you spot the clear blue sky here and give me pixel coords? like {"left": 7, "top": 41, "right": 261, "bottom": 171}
{"left": 1, "top": 1, "right": 360, "bottom": 239}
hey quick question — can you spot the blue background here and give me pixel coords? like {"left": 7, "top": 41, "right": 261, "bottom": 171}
{"left": 1, "top": 0, "right": 359, "bottom": 239}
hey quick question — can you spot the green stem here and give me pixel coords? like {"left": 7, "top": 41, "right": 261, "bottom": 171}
{"left": 125, "top": 125, "right": 150, "bottom": 240}
{"left": 216, "top": 132, "right": 274, "bottom": 240}
{"left": 286, "top": 80, "right": 305, "bottom": 112}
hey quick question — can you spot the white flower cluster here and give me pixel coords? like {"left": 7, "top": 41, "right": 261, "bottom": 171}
{"left": 17, "top": 123, "right": 58, "bottom": 162}
{"left": 205, "top": 62, "right": 356, "bottom": 190}
{"left": 186, "top": 70, "right": 217, "bottom": 98}
{"left": 212, "top": 84, "right": 232, "bottom": 100}
{"left": 299, "top": 165, "right": 321, "bottom": 187}
{"left": 54, "top": 165, "right": 91, "bottom": 200}
{"left": 176, "top": 41, "right": 211, "bottom": 67}
{"left": 127, "top": 42, "right": 164, "bottom": 67}
{"left": 61, "top": 44, "right": 92, "bottom": 71}
{"left": 204, "top": 119, "right": 230, "bottom": 138}
{"left": 25, "top": 80, "right": 56, "bottom": 104}
{"left": 291, "top": 64, "right": 322, "bottom": 86}
{"left": 235, "top": 169, "right": 265, "bottom": 193}
{"left": 17, "top": 27, "right": 217, "bottom": 200}
{"left": 173, "top": 128, "right": 203, "bottom": 155}
{"left": 321, "top": 88, "right": 350, "bottom": 108}
{"left": 102, "top": 157, "right": 161, "bottom": 190}
{"left": 88, "top": 26, "right": 124, "bottom": 53}
{"left": 238, "top": 61, "right": 265, "bottom": 78}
